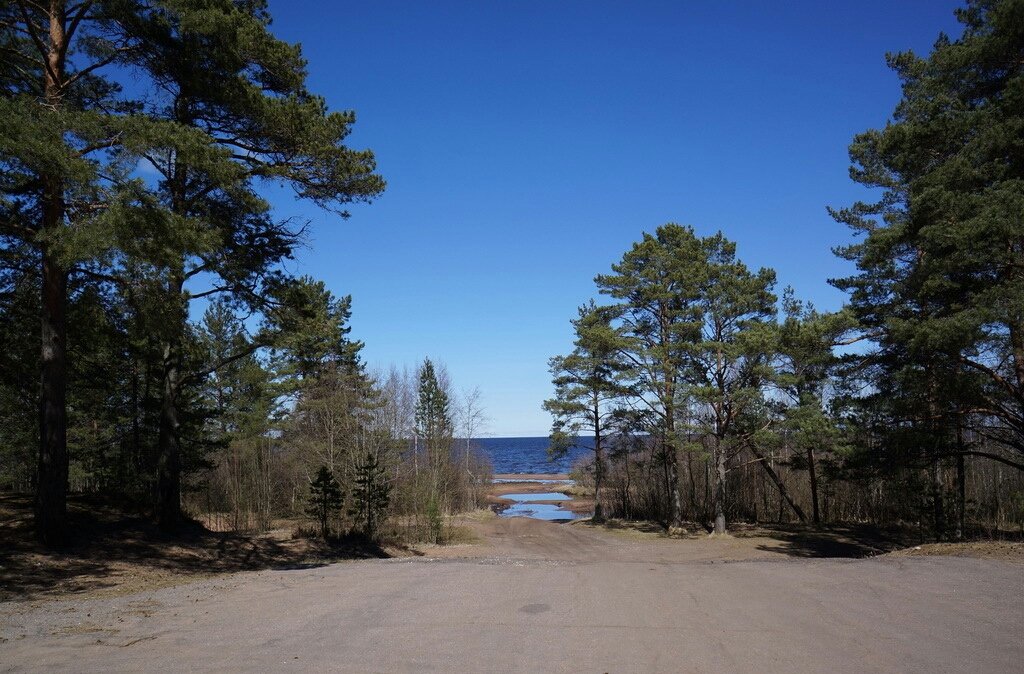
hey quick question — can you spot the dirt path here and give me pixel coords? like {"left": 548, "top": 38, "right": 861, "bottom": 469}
{"left": 434, "top": 515, "right": 796, "bottom": 564}
{"left": 2, "top": 514, "right": 1022, "bottom": 673}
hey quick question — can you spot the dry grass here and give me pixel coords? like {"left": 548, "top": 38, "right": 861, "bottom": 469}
{"left": 886, "top": 540, "right": 1024, "bottom": 563}
{"left": 0, "top": 494, "right": 403, "bottom": 603}
{"left": 442, "top": 523, "right": 484, "bottom": 545}
{"left": 459, "top": 508, "right": 498, "bottom": 522}
{"left": 556, "top": 484, "right": 591, "bottom": 498}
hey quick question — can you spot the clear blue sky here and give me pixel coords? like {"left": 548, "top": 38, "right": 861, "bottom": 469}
{"left": 265, "top": 0, "right": 963, "bottom": 437}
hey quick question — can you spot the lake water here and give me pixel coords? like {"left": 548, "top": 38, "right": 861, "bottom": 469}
{"left": 474, "top": 436, "right": 593, "bottom": 521}
{"left": 473, "top": 436, "right": 593, "bottom": 474}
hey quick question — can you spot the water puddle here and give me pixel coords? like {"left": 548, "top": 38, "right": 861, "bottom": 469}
{"left": 498, "top": 492, "right": 585, "bottom": 521}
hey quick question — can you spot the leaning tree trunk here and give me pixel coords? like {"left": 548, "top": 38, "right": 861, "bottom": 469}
{"left": 749, "top": 442, "right": 807, "bottom": 523}
{"left": 807, "top": 447, "right": 821, "bottom": 525}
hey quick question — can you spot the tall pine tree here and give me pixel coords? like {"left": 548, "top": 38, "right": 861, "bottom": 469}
{"left": 831, "top": 0, "right": 1024, "bottom": 536}
{"left": 99, "top": 0, "right": 384, "bottom": 529}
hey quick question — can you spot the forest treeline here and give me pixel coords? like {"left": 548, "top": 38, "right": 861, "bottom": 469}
{"left": 0, "top": 0, "right": 489, "bottom": 545}
{"left": 546, "top": 0, "right": 1024, "bottom": 539}
{"left": 3, "top": 0, "right": 1023, "bottom": 548}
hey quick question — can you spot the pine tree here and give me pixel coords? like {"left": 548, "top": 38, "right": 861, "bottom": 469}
{"left": 0, "top": 0, "right": 384, "bottom": 542}
{"left": 415, "top": 358, "right": 453, "bottom": 490}
{"left": 597, "top": 224, "right": 777, "bottom": 532}
{"left": 544, "top": 301, "right": 632, "bottom": 522}
{"left": 350, "top": 452, "right": 391, "bottom": 539}
{"left": 775, "top": 290, "right": 857, "bottom": 525}
{"left": 677, "top": 230, "right": 777, "bottom": 534}
{"left": 97, "top": 0, "right": 384, "bottom": 530}
{"left": 282, "top": 284, "right": 381, "bottom": 505}
{"left": 0, "top": 0, "right": 141, "bottom": 544}
{"left": 197, "top": 300, "right": 279, "bottom": 530}
{"left": 306, "top": 466, "right": 344, "bottom": 539}
{"left": 595, "top": 224, "right": 704, "bottom": 527}
{"left": 830, "top": 0, "right": 1024, "bottom": 536}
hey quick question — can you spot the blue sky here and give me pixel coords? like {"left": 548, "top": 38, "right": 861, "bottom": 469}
{"left": 264, "top": 0, "right": 964, "bottom": 436}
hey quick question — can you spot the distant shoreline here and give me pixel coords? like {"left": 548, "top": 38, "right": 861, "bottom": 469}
{"left": 493, "top": 473, "right": 570, "bottom": 481}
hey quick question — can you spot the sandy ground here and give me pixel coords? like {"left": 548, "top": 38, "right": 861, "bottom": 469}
{"left": 3, "top": 501, "right": 1023, "bottom": 672}
{"left": 3, "top": 485, "right": 1023, "bottom": 672}
{"left": 1, "top": 539, "right": 1021, "bottom": 673}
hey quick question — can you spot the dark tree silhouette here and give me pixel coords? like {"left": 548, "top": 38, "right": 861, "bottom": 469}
{"left": 306, "top": 466, "right": 344, "bottom": 538}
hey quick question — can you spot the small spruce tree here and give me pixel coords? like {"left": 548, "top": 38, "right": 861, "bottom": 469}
{"left": 350, "top": 452, "right": 391, "bottom": 538}
{"left": 306, "top": 466, "right": 344, "bottom": 538}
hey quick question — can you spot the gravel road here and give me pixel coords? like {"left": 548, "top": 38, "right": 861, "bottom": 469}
{"left": 1, "top": 519, "right": 1021, "bottom": 673}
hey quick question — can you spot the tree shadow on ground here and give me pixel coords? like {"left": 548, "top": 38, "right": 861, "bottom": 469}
{"left": 0, "top": 494, "right": 391, "bottom": 602}
{"left": 585, "top": 518, "right": 668, "bottom": 535}
{"left": 739, "top": 522, "right": 916, "bottom": 558}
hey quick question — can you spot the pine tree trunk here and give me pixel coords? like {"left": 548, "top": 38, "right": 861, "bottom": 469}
{"left": 156, "top": 117, "right": 191, "bottom": 531}
{"left": 704, "top": 458, "right": 712, "bottom": 523}
{"left": 665, "top": 418, "right": 682, "bottom": 528}
{"left": 659, "top": 305, "right": 682, "bottom": 528}
{"left": 956, "top": 452, "right": 966, "bottom": 540}
{"left": 1009, "top": 321, "right": 1024, "bottom": 393}
{"left": 157, "top": 341, "right": 182, "bottom": 530}
{"left": 37, "top": 249, "right": 68, "bottom": 545}
{"left": 956, "top": 415, "right": 966, "bottom": 540}
{"left": 35, "top": 3, "right": 70, "bottom": 546}
{"left": 711, "top": 342, "right": 727, "bottom": 534}
{"left": 926, "top": 366, "right": 945, "bottom": 542}
{"left": 713, "top": 439, "right": 727, "bottom": 534}
{"left": 131, "top": 358, "right": 142, "bottom": 479}
{"left": 593, "top": 424, "right": 605, "bottom": 523}
{"left": 932, "top": 454, "right": 945, "bottom": 542}
{"left": 157, "top": 276, "right": 185, "bottom": 531}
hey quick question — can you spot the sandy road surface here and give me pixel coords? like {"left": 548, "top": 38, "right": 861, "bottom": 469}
{"left": 2, "top": 517, "right": 1022, "bottom": 673}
